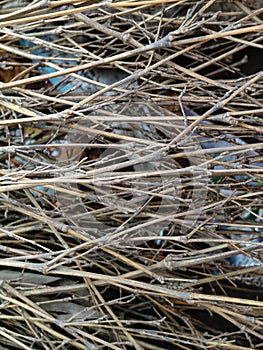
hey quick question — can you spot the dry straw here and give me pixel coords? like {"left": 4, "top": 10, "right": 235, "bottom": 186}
{"left": 0, "top": 0, "right": 263, "bottom": 349}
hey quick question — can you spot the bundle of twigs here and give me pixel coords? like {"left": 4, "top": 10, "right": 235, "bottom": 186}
{"left": 0, "top": 1, "right": 262, "bottom": 349}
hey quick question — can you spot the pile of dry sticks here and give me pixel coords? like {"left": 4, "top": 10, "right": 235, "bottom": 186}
{"left": 0, "top": 1, "right": 262, "bottom": 349}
